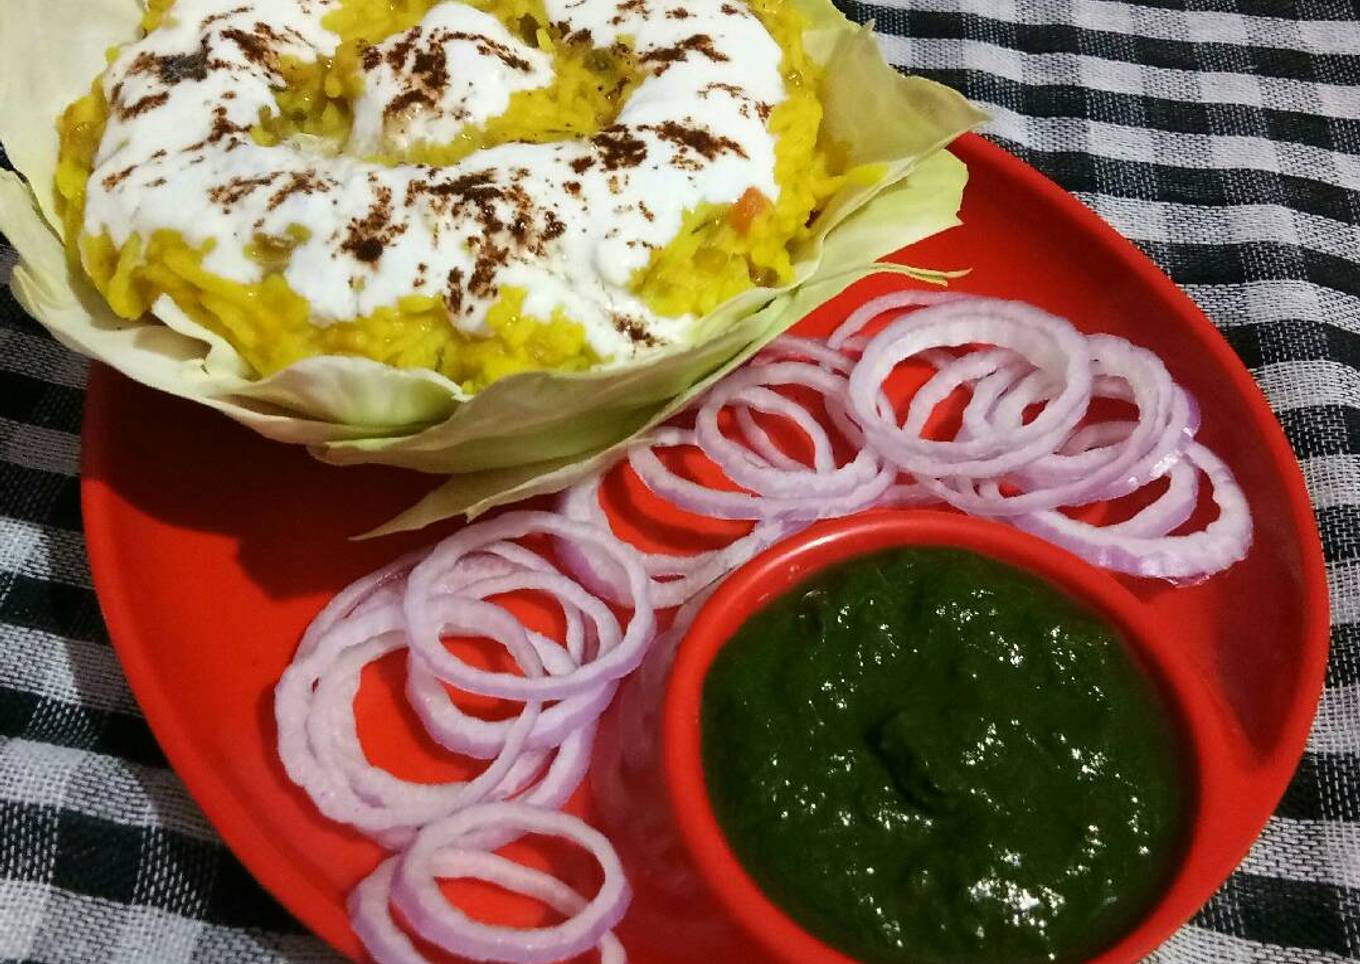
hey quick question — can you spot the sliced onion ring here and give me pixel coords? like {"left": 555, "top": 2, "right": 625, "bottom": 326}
{"left": 276, "top": 602, "right": 544, "bottom": 842}
{"left": 557, "top": 472, "right": 794, "bottom": 609}
{"left": 392, "top": 802, "right": 630, "bottom": 964}
{"left": 754, "top": 334, "right": 856, "bottom": 373}
{"left": 404, "top": 511, "right": 656, "bottom": 702}
{"left": 405, "top": 627, "right": 616, "bottom": 759}
{"left": 351, "top": 850, "right": 625, "bottom": 964}
{"left": 297, "top": 549, "right": 424, "bottom": 661}
{"left": 925, "top": 335, "right": 1189, "bottom": 516}
{"left": 849, "top": 297, "right": 1094, "bottom": 479}
{"left": 1012, "top": 442, "right": 1250, "bottom": 580}
{"left": 631, "top": 427, "right": 891, "bottom": 522}
{"left": 695, "top": 361, "right": 881, "bottom": 501}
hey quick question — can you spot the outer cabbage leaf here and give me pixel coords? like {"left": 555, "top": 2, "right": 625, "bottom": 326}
{"left": 0, "top": 0, "right": 985, "bottom": 517}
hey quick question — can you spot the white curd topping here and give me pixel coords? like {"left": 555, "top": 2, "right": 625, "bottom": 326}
{"left": 82, "top": 0, "right": 787, "bottom": 360}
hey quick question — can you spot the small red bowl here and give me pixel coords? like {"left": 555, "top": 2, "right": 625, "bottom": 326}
{"left": 662, "top": 509, "right": 1239, "bottom": 964}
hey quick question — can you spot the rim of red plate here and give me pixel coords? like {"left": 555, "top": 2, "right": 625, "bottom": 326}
{"left": 79, "top": 132, "right": 1331, "bottom": 962}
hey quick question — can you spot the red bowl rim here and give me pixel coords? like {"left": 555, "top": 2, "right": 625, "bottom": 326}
{"left": 662, "top": 509, "right": 1243, "bottom": 964}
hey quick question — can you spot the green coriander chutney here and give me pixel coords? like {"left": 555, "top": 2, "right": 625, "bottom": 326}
{"left": 701, "top": 548, "right": 1186, "bottom": 964}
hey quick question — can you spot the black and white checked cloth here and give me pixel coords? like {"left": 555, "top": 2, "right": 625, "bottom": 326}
{"left": 1, "top": 0, "right": 1357, "bottom": 961}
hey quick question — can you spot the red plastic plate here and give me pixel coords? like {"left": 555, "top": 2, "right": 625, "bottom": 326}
{"left": 80, "top": 134, "right": 1329, "bottom": 962}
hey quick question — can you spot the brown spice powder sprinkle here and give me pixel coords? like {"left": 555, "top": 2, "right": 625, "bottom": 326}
{"left": 113, "top": 90, "right": 169, "bottom": 121}
{"left": 666, "top": 7, "right": 692, "bottom": 17}
{"left": 219, "top": 23, "right": 280, "bottom": 70}
{"left": 638, "top": 33, "right": 729, "bottom": 72}
{"left": 564, "top": 180, "right": 582, "bottom": 196}
{"left": 643, "top": 120, "right": 747, "bottom": 159}
{"left": 185, "top": 105, "right": 250, "bottom": 151}
{"left": 440, "top": 30, "right": 534, "bottom": 71}
{"left": 410, "top": 46, "right": 450, "bottom": 90}
{"left": 608, "top": 0, "right": 647, "bottom": 24}
{"left": 266, "top": 170, "right": 334, "bottom": 211}
{"left": 200, "top": 5, "right": 251, "bottom": 29}
{"left": 700, "top": 81, "right": 743, "bottom": 99}
{"left": 468, "top": 240, "right": 508, "bottom": 297}
{"left": 129, "top": 40, "right": 212, "bottom": 86}
{"left": 101, "top": 165, "right": 136, "bottom": 191}
{"left": 385, "top": 88, "right": 437, "bottom": 121}
{"left": 375, "top": 33, "right": 453, "bottom": 123}
{"left": 156, "top": 47, "right": 211, "bottom": 83}
{"left": 382, "top": 32, "right": 417, "bottom": 71}
{"left": 504, "top": 183, "right": 539, "bottom": 247}
{"left": 591, "top": 126, "right": 648, "bottom": 170}
{"left": 542, "top": 210, "right": 566, "bottom": 241}
{"left": 552, "top": 21, "right": 594, "bottom": 46}
{"left": 569, "top": 156, "right": 595, "bottom": 174}
{"left": 349, "top": 237, "right": 382, "bottom": 262}
{"left": 445, "top": 267, "right": 466, "bottom": 314}
{"left": 613, "top": 314, "right": 660, "bottom": 346}
{"left": 208, "top": 172, "right": 278, "bottom": 208}
{"left": 411, "top": 171, "right": 508, "bottom": 239}
{"left": 341, "top": 184, "right": 406, "bottom": 265}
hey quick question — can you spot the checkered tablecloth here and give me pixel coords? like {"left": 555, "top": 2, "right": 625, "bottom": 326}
{"left": 1, "top": 0, "right": 1357, "bottom": 961}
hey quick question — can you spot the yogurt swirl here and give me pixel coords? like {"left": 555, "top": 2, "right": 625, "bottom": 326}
{"left": 82, "top": 0, "right": 788, "bottom": 361}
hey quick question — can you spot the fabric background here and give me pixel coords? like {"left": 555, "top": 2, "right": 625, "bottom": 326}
{"left": 1, "top": 0, "right": 1357, "bottom": 961}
